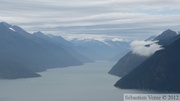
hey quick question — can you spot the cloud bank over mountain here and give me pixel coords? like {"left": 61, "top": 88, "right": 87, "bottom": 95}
{"left": 130, "top": 40, "right": 163, "bottom": 56}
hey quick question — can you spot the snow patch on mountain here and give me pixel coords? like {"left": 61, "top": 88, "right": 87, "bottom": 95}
{"left": 112, "top": 38, "right": 124, "bottom": 42}
{"left": 61, "top": 33, "right": 127, "bottom": 42}
{"left": 9, "top": 28, "right": 15, "bottom": 32}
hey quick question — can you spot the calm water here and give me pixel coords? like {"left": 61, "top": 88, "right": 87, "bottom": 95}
{"left": 0, "top": 61, "right": 153, "bottom": 101}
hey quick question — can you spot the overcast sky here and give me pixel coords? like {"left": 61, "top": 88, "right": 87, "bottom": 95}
{"left": 0, "top": 0, "right": 180, "bottom": 40}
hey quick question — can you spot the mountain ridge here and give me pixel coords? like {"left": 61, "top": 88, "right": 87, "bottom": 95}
{"left": 115, "top": 37, "right": 180, "bottom": 92}
{"left": 0, "top": 22, "right": 87, "bottom": 79}
{"left": 108, "top": 29, "right": 179, "bottom": 77}
{"left": 70, "top": 38, "right": 130, "bottom": 60}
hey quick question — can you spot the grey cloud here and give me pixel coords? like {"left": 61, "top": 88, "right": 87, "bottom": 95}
{"left": 0, "top": 0, "right": 180, "bottom": 40}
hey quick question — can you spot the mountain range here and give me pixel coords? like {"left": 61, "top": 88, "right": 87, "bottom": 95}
{"left": 0, "top": 21, "right": 130, "bottom": 79}
{"left": 70, "top": 38, "right": 130, "bottom": 60}
{"left": 33, "top": 31, "right": 93, "bottom": 63}
{"left": 0, "top": 22, "right": 92, "bottom": 79}
{"left": 108, "top": 29, "right": 179, "bottom": 77}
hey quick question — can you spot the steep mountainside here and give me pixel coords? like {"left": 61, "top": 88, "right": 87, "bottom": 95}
{"left": 109, "top": 52, "right": 148, "bottom": 77}
{"left": 0, "top": 22, "right": 83, "bottom": 73}
{"left": 115, "top": 38, "right": 180, "bottom": 92}
{"left": 0, "top": 60, "right": 41, "bottom": 79}
{"left": 109, "top": 29, "right": 179, "bottom": 77}
{"left": 43, "top": 33, "right": 93, "bottom": 63}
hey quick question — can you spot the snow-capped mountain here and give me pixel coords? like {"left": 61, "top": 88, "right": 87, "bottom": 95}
{"left": 70, "top": 38, "right": 131, "bottom": 60}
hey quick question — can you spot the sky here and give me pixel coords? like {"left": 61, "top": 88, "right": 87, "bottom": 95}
{"left": 0, "top": 0, "right": 180, "bottom": 40}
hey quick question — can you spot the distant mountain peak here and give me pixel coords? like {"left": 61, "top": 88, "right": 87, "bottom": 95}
{"left": 33, "top": 31, "right": 45, "bottom": 35}
{"left": 154, "top": 29, "right": 177, "bottom": 40}
{"left": 164, "top": 29, "right": 174, "bottom": 32}
{"left": 0, "top": 22, "right": 17, "bottom": 33}
{"left": 0, "top": 21, "right": 12, "bottom": 28}
{"left": 33, "top": 31, "right": 50, "bottom": 40}
{"left": 163, "top": 29, "right": 177, "bottom": 35}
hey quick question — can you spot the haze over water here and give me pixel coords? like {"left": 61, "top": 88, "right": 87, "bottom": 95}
{"left": 0, "top": 61, "right": 152, "bottom": 101}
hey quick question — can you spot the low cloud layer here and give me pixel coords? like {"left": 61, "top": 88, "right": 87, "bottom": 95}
{"left": 130, "top": 40, "right": 163, "bottom": 56}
